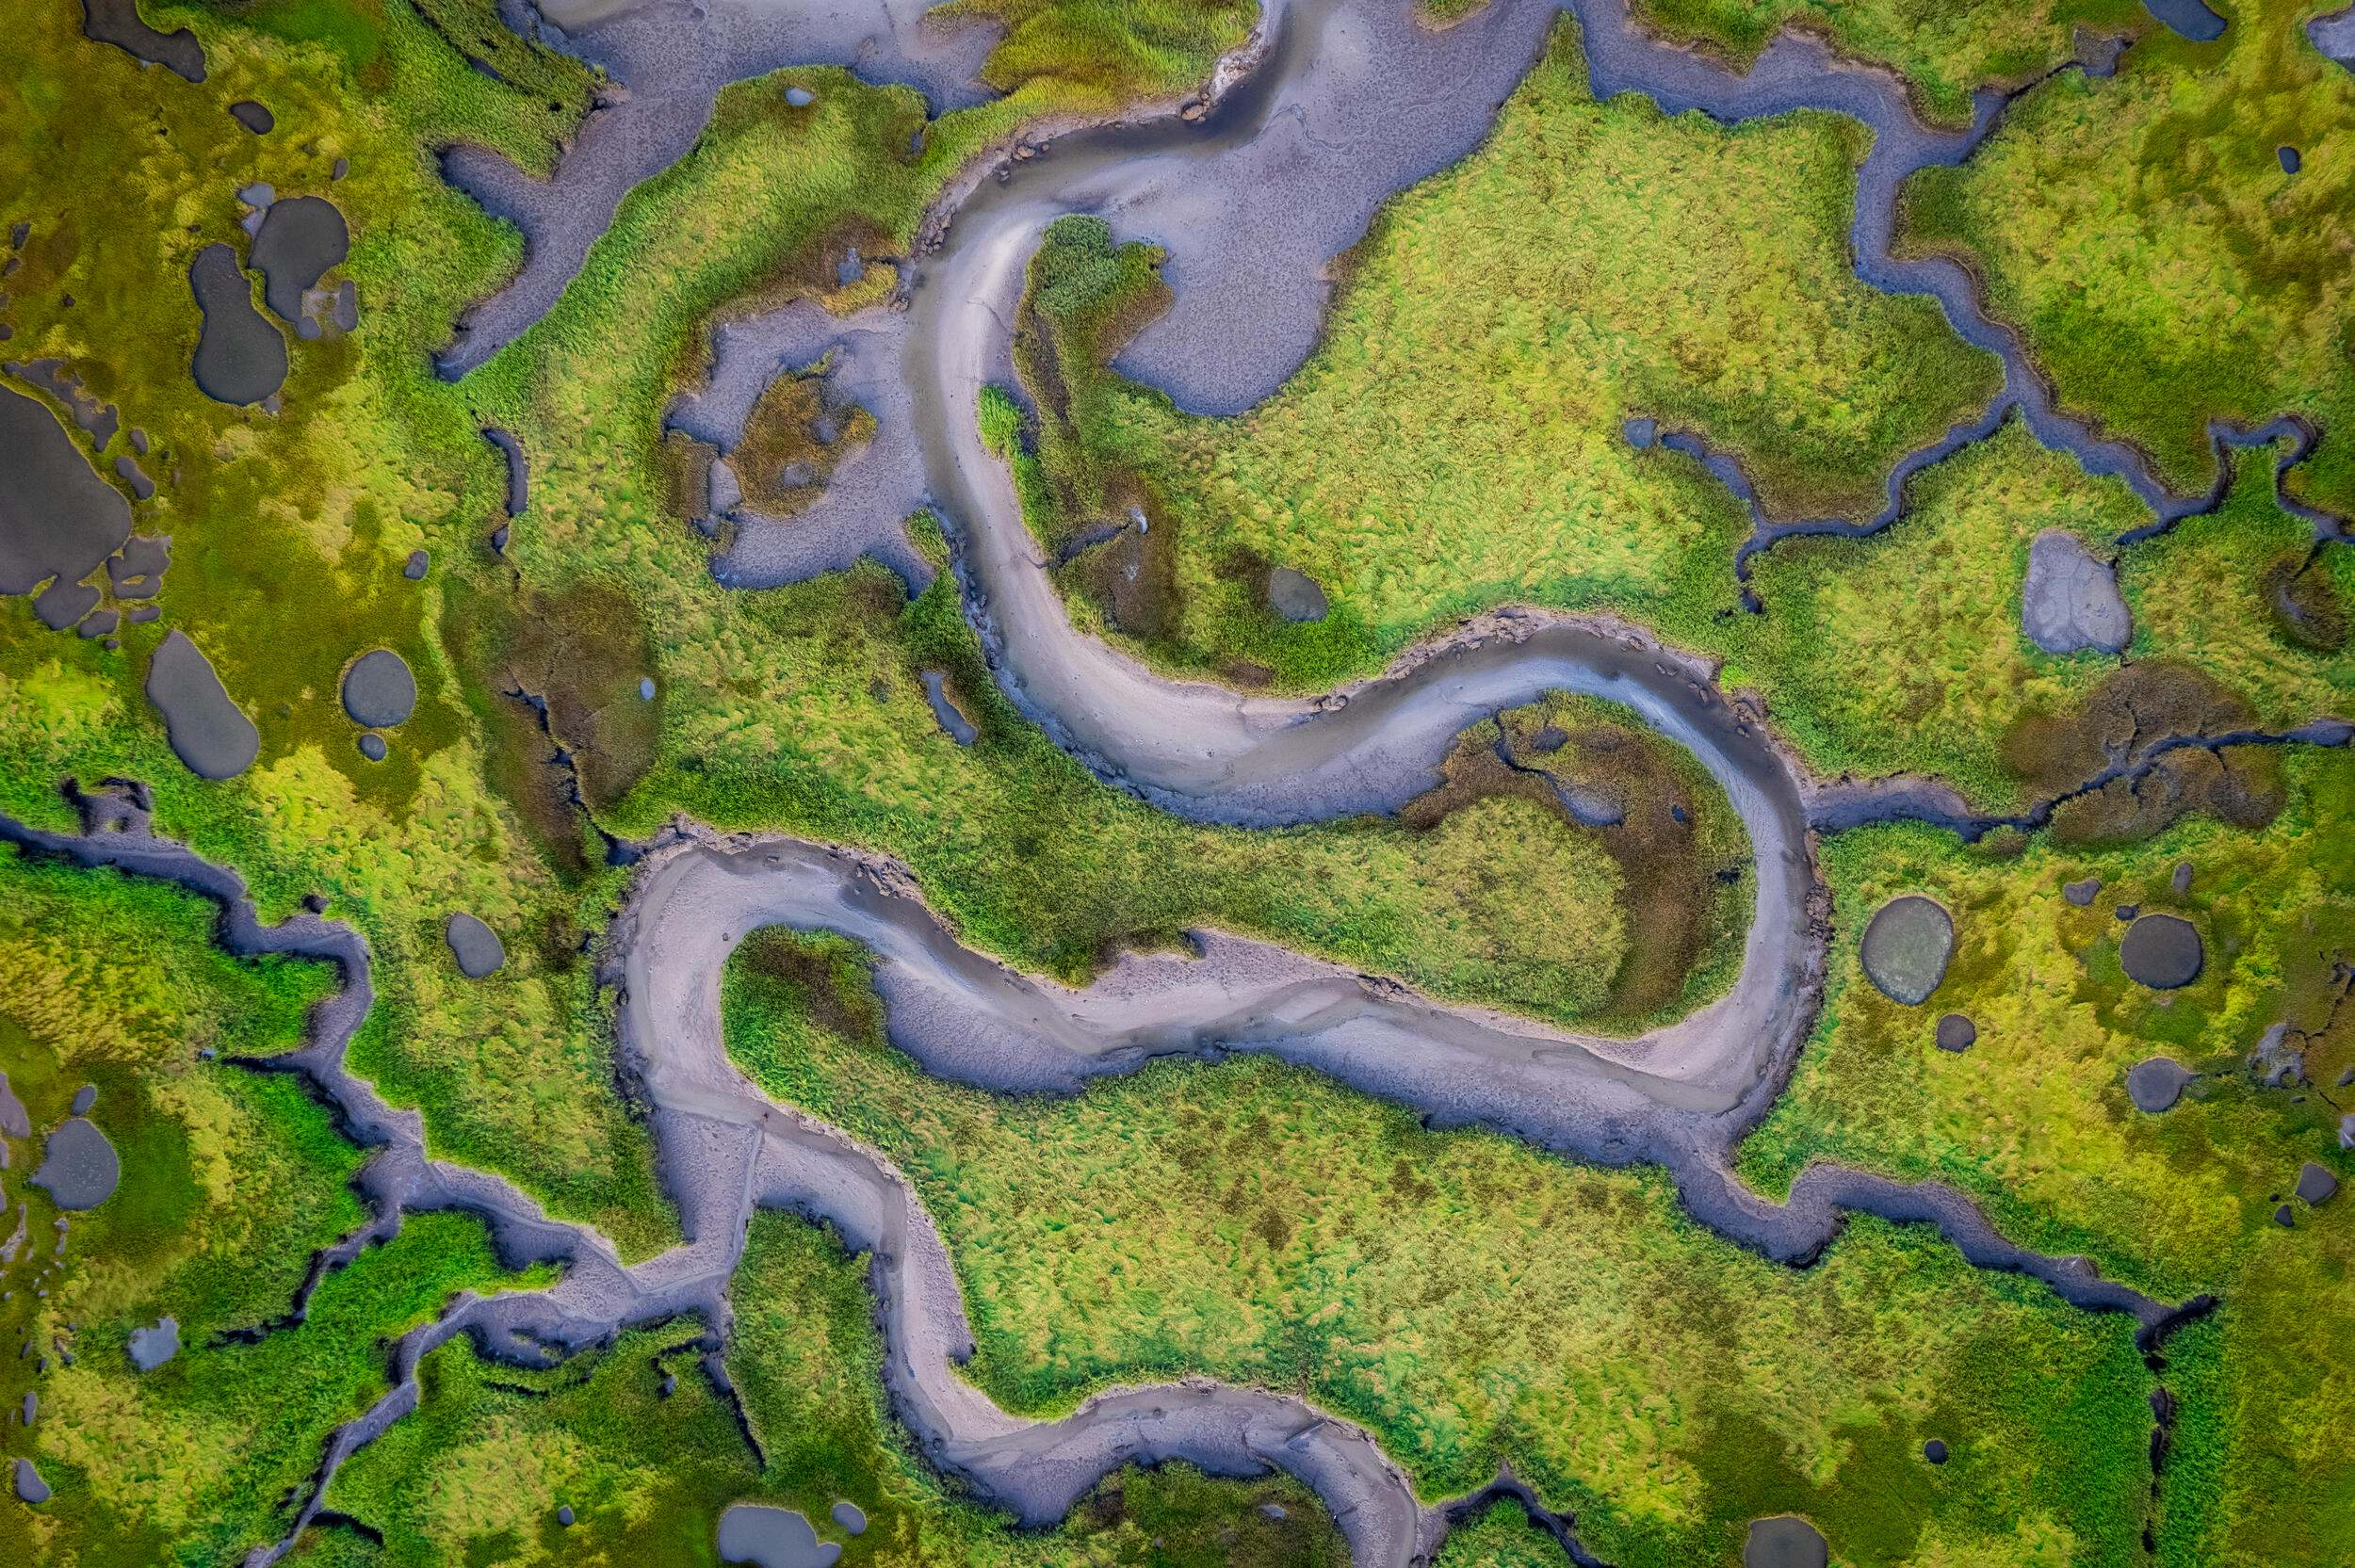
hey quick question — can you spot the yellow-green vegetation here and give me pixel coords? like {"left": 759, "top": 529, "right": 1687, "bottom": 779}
{"left": 1014, "top": 21, "right": 1999, "bottom": 687}
{"left": 724, "top": 369, "right": 880, "bottom": 520}
{"left": 1739, "top": 749, "right": 2355, "bottom": 1559}
{"left": 1433, "top": 1502, "right": 1570, "bottom": 1567}
{"left": 721, "top": 928, "right": 2155, "bottom": 1568}
{"left": 0, "top": 846, "right": 549, "bottom": 1566}
{"left": 1712, "top": 418, "right": 2353, "bottom": 815}
{"left": 625, "top": 544, "right": 1742, "bottom": 1026}
{"left": 1398, "top": 691, "right": 1754, "bottom": 1027}
{"left": 319, "top": 1214, "right": 1346, "bottom": 1566}
{"left": 435, "top": 24, "right": 1750, "bottom": 1028}
{"left": 0, "top": 0, "right": 1673, "bottom": 1270}
{"left": 1719, "top": 418, "right": 2146, "bottom": 806}
{"left": 1629, "top": 0, "right": 2150, "bottom": 126}
{"left": 1901, "top": 0, "right": 2355, "bottom": 517}
{"left": 2125, "top": 451, "right": 2355, "bottom": 734}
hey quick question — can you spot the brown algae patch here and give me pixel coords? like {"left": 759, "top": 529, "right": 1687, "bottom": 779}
{"left": 1400, "top": 689, "right": 1754, "bottom": 1026}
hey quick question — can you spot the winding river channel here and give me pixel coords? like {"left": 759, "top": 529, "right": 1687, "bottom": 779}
{"left": 18, "top": 0, "right": 2308, "bottom": 1560}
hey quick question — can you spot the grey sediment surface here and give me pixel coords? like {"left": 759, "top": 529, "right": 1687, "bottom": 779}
{"left": 2021, "top": 529, "right": 2131, "bottom": 655}
{"left": 128, "top": 1315, "right": 180, "bottom": 1371}
{"left": 918, "top": 669, "right": 975, "bottom": 745}
{"left": 79, "top": 0, "right": 206, "bottom": 81}
{"left": 717, "top": 1504, "right": 839, "bottom": 1567}
{"left": 444, "top": 913, "right": 506, "bottom": 978}
{"left": 1858, "top": 895, "right": 1953, "bottom": 1006}
{"left": 7, "top": 1, "right": 2287, "bottom": 1559}
{"left": 31, "top": 1116, "right": 120, "bottom": 1210}
{"left": 434, "top": 0, "right": 1001, "bottom": 376}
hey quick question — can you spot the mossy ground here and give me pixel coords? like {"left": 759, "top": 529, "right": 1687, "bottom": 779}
{"left": 1901, "top": 0, "right": 2355, "bottom": 517}
{"left": 2, "top": 0, "right": 1735, "bottom": 1273}
{"left": 8, "top": 0, "right": 2355, "bottom": 1560}
{"left": 317, "top": 1213, "right": 1349, "bottom": 1567}
{"left": 1628, "top": 0, "right": 2151, "bottom": 126}
{"left": 1738, "top": 746, "right": 2355, "bottom": 1562}
{"left": 0, "top": 846, "right": 554, "bottom": 1567}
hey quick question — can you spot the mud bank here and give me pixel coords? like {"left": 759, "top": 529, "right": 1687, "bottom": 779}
{"left": 435, "top": 0, "right": 1004, "bottom": 375}
{"left": 0, "top": 778, "right": 2190, "bottom": 1566}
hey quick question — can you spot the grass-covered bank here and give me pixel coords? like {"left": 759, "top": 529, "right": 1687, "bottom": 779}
{"left": 318, "top": 1210, "right": 1350, "bottom": 1566}
{"left": 1739, "top": 746, "right": 2355, "bottom": 1561}
{"left": 0, "top": 845, "right": 553, "bottom": 1566}
{"left": 1900, "top": 0, "right": 2355, "bottom": 519}
{"left": 719, "top": 923, "right": 2156, "bottom": 1568}
{"left": 0, "top": 0, "right": 1748, "bottom": 1262}
{"left": 1628, "top": 0, "right": 2150, "bottom": 126}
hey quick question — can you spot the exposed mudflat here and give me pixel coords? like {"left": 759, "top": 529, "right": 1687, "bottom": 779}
{"left": 2022, "top": 530, "right": 2130, "bottom": 655}
{"left": 127, "top": 1315, "right": 180, "bottom": 1371}
{"left": 0, "top": 769, "right": 2186, "bottom": 1568}
{"left": 436, "top": 0, "right": 999, "bottom": 375}
{"left": 145, "top": 629, "right": 260, "bottom": 779}
{"left": 11, "top": 1, "right": 2289, "bottom": 1558}
{"left": 341, "top": 649, "right": 418, "bottom": 729}
{"left": 918, "top": 670, "right": 975, "bottom": 745}
{"left": 32, "top": 1115, "right": 120, "bottom": 1210}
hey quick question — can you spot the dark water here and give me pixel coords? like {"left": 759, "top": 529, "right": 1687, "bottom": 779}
{"left": 146, "top": 630, "right": 260, "bottom": 779}
{"left": 2143, "top": 0, "right": 2227, "bottom": 42}
{"left": 249, "top": 197, "right": 349, "bottom": 324}
{"left": 0, "top": 384, "right": 130, "bottom": 611}
{"left": 341, "top": 649, "right": 417, "bottom": 728}
{"left": 717, "top": 1505, "right": 839, "bottom": 1568}
{"left": 80, "top": 0, "right": 205, "bottom": 80}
